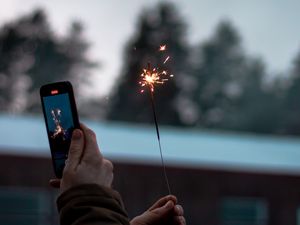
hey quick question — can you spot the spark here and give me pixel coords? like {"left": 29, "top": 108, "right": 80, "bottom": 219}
{"left": 163, "top": 56, "right": 170, "bottom": 64}
{"left": 139, "top": 45, "right": 173, "bottom": 93}
{"left": 139, "top": 65, "right": 166, "bottom": 93}
{"left": 159, "top": 45, "right": 166, "bottom": 51}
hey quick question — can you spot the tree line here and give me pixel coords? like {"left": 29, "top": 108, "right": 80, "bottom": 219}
{"left": 0, "top": 9, "right": 98, "bottom": 117}
{"left": 0, "top": 3, "right": 300, "bottom": 136}
{"left": 108, "top": 3, "right": 300, "bottom": 136}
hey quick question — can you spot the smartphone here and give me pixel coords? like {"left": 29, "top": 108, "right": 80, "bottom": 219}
{"left": 40, "top": 81, "right": 80, "bottom": 178}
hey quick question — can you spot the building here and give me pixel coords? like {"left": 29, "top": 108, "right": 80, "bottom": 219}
{"left": 1, "top": 114, "right": 300, "bottom": 225}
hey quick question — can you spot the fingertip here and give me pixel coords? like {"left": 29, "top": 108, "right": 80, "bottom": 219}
{"left": 174, "top": 204, "right": 184, "bottom": 216}
{"left": 165, "top": 200, "right": 174, "bottom": 209}
{"left": 72, "top": 129, "right": 82, "bottom": 139}
{"left": 79, "top": 123, "right": 89, "bottom": 136}
{"left": 69, "top": 129, "right": 84, "bottom": 162}
{"left": 49, "top": 178, "right": 57, "bottom": 183}
{"left": 148, "top": 195, "right": 178, "bottom": 211}
{"left": 166, "top": 194, "right": 177, "bottom": 204}
{"left": 49, "top": 179, "right": 61, "bottom": 188}
{"left": 80, "top": 123, "right": 89, "bottom": 131}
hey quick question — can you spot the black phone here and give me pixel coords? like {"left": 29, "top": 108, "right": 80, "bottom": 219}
{"left": 40, "top": 81, "right": 80, "bottom": 178}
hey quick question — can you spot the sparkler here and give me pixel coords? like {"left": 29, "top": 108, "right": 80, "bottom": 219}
{"left": 51, "top": 108, "right": 66, "bottom": 139}
{"left": 139, "top": 44, "right": 173, "bottom": 195}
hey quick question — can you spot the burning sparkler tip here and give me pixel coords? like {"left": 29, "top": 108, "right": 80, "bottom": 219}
{"left": 138, "top": 44, "right": 173, "bottom": 94}
{"left": 159, "top": 45, "right": 167, "bottom": 51}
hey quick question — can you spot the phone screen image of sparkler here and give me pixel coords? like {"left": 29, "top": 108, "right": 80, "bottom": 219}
{"left": 43, "top": 93, "right": 75, "bottom": 172}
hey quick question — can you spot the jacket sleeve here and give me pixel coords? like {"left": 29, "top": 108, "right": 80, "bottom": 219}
{"left": 57, "top": 184, "right": 130, "bottom": 225}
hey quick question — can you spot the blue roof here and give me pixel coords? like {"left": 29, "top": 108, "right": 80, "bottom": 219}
{"left": 1, "top": 114, "right": 300, "bottom": 175}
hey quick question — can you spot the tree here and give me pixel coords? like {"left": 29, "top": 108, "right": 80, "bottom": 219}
{"left": 60, "top": 21, "right": 97, "bottom": 102}
{"left": 231, "top": 58, "right": 283, "bottom": 133}
{"left": 192, "top": 20, "right": 247, "bottom": 129}
{"left": 280, "top": 51, "right": 300, "bottom": 135}
{"left": 191, "top": 20, "right": 283, "bottom": 133}
{"left": 0, "top": 9, "right": 96, "bottom": 113}
{"left": 107, "top": 2, "right": 189, "bottom": 126}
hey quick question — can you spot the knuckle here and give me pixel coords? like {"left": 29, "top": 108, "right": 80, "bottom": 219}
{"left": 69, "top": 143, "right": 79, "bottom": 152}
{"left": 111, "top": 173, "right": 114, "bottom": 181}
{"left": 103, "top": 159, "right": 114, "bottom": 171}
{"left": 62, "top": 168, "right": 72, "bottom": 177}
{"left": 181, "top": 217, "right": 186, "bottom": 225}
{"left": 70, "top": 139, "right": 82, "bottom": 151}
{"left": 95, "top": 153, "right": 104, "bottom": 162}
{"left": 109, "top": 173, "right": 114, "bottom": 185}
{"left": 87, "top": 129, "right": 97, "bottom": 140}
{"left": 90, "top": 155, "right": 103, "bottom": 166}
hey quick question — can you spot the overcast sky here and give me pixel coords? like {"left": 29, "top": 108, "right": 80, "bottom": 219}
{"left": 1, "top": 0, "right": 300, "bottom": 97}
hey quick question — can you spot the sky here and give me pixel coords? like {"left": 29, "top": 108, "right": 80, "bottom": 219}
{"left": 0, "top": 0, "right": 300, "bottom": 97}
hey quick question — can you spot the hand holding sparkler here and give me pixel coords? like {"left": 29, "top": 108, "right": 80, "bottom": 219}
{"left": 131, "top": 195, "right": 186, "bottom": 225}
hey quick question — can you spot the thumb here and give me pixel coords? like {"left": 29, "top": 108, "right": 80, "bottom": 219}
{"left": 49, "top": 178, "right": 61, "bottom": 188}
{"left": 151, "top": 200, "right": 174, "bottom": 216}
{"left": 67, "top": 129, "right": 84, "bottom": 169}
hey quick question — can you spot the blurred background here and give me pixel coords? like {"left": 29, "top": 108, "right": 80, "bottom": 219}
{"left": 1, "top": 0, "right": 300, "bottom": 224}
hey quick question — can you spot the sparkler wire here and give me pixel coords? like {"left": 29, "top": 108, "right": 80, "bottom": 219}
{"left": 149, "top": 90, "right": 172, "bottom": 195}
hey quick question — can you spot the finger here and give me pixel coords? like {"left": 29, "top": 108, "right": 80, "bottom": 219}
{"left": 80, "top": 123, "right": 101, "bottom": 159}
{"left": 103, "top": 159, "right": 114, "bottom": 172}
{"left": 49, "top": 179, "right": 61, "bottom": 188}
{"left": 173, "top": 216, "right": 186, "bottom": 225}
{"left": 174, "top": 204, "right": 184, "bottom": 216}
{"left": 151, "top": 200, "right": 174, "bottom": 216}
{"left": 102, "top": 159, "right": 114, "bottom": 187}
{"left": 148, "top": 195, "right": 177, "bottom": 211}
{"left": 67, "top": 129, "right": 84, "bottom": 169}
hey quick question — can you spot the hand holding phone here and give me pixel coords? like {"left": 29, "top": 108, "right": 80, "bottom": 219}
{"left": 40, "top": 81, "right": 80, "bottom": 178}
{"left": 51, "top": 123, "right": 114, "bottom": 192}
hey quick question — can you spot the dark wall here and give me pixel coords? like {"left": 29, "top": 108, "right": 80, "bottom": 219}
{"left": 0, "top": 153, "right": 300, "bottom": 225}
{"left": 113, "top": 162, "right": 300, "bottom": 225}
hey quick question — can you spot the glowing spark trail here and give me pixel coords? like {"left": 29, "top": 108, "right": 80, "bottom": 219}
{"left": 138, "top": 45, "right": 173, "bottom": 195}
{"left": 163, "top": 56, "right": 170, "bottom": 64}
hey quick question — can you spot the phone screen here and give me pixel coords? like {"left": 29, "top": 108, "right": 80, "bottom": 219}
{"left": 42, "top": 92, "right": 75, "bottom": 176}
